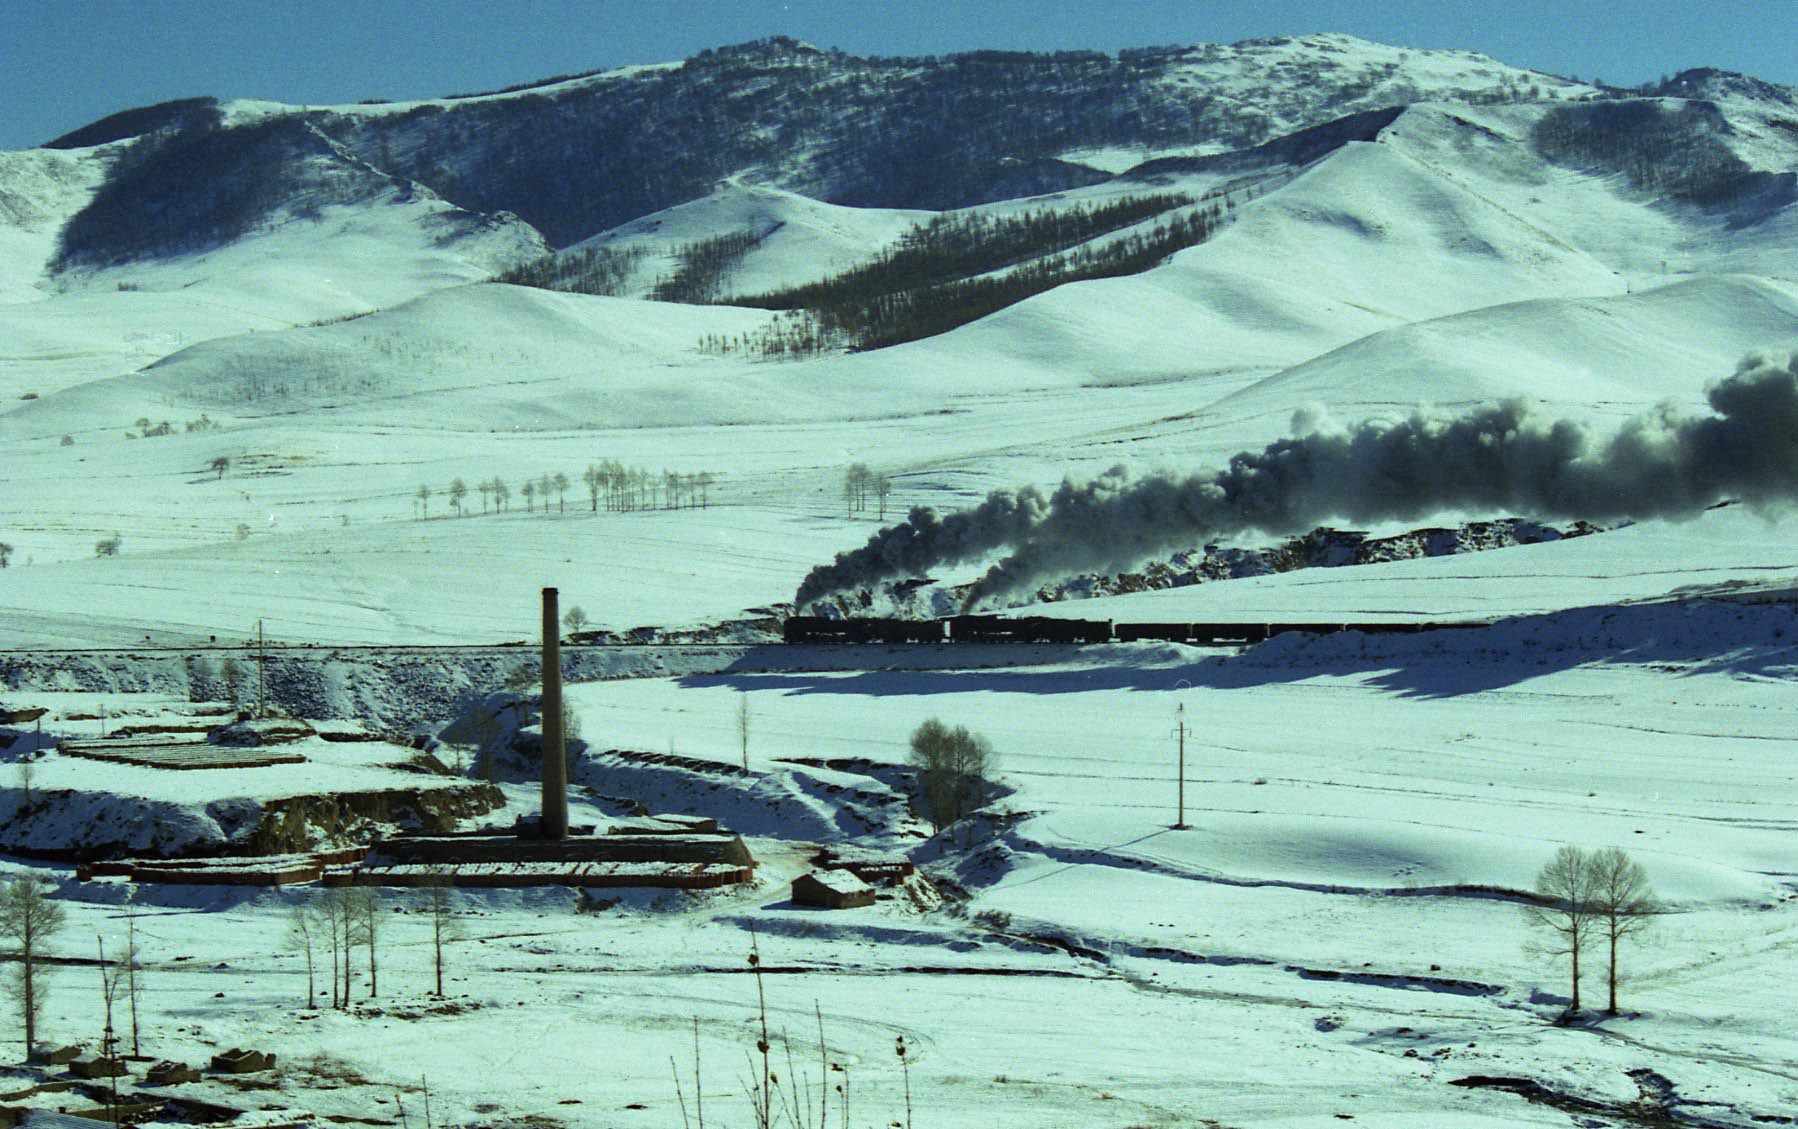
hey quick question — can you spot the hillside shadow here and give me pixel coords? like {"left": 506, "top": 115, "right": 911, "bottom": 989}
{"left": 686, "top": 601, "right": 1797, "bottom": 701}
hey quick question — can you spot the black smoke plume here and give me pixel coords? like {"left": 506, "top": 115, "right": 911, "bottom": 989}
{"left": 795, "top": 351, "right": 1798, "bottom": 609}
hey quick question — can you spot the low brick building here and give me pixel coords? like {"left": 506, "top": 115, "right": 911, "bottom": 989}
{"left": 792, "top": 869, "right": 876, "bottom": 909}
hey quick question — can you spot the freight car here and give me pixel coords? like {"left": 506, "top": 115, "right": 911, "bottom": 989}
{"left": 946, "top": 615, "right": 1112, "bottom": 644}
{"left": 1112, "top": 622, "right": 1195, "bottom": 643}
{"left": 1111, "top": 622, "right": 1278, "bottom": 643}
{"left": 782, "top": 616, "right": 946, "bottom": 644}
{"left": 783, "top": 616, "right": 1488, "bottom": 645}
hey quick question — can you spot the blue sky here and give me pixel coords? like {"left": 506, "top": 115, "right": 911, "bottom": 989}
{"left": 3, "top": 0, "right": 1793, "bottom": 150}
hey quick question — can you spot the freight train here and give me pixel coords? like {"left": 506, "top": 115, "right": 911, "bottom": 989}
{"left": 782, "top": 615, "right": 1486, "bottom": 645}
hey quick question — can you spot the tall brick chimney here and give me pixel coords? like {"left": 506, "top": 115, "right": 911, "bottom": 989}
{"left": 540, "top": 586, "right": 568, "bottom": 839}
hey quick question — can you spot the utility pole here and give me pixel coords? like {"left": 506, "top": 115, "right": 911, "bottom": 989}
{"left": 1173, "top": 701, "right": 1188, "bottom": 830}
{"left": 256, "top": 619, "right": 266, "bottom": 719}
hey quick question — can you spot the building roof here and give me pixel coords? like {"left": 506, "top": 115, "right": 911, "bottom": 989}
{"left": 20, "top": 1111, "right": 115, "bottom": 1129}
{"left": 798, "top": 869, "right": 873, "bottom": 896}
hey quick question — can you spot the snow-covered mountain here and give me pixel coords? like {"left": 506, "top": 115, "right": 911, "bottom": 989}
{"left": 148, "top": 34, "right": 1602, "bottom": 247}
{"left": 1, "top": 33, "right": 1795, "bottom": 643}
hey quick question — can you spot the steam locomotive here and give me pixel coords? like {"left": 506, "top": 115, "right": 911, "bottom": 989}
{"left": 782, "top": 615, "right": 1483, "bottom": 645}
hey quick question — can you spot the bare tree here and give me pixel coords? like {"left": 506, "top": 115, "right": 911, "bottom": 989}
{"left": 613, "top": 461, "right": 631, "bottom": 510}
{"left": 907, "top": 719, "right": 995, "bottom": 835}
{"left": 341, "top": 892, "right": 367, "bottom": 1003}
{"left": 288, "top": 901, "right": 319, "bottom": 1008}
{"left": 583, "top": 464, "right": 603, "bottom": 512}
{"left": 416, "top": 483, "right": 430, "bottom": 518}
{"left": 562, "top": 606, "right": 590, "bottom": 636}
{"left": 123, "top": 908, "right": 142, "bottom": 1056}
{"left": 96, "top": 937, "right": 124, "bottom": 1108}
{"left": 1587, "top": 846, "right": 1658, "bottom": 1014}
{"left": 843, "top": 463, "right": 873, "bottom": 516}
{"left": 521, "top": 480, "right": 535, "bottom": 513}
{"left": 352, "top": 888, "right": 380, "bottom": 999}
{"left": 422, "top": 877, "right": 461, "bottom": 997}
{"left": 449, "top": 478, "right": 468, "bottom": 517}
{"left": 0, "top": 877, "right": 66, "bottom": 1053}
{"left": 553, "top": 472, "right": 568, "bottom": 514}
{"left": 875, "top": 474, "right": 893, "bottom": 520}
{"left": 1522, "top": 845, "right": 1599, "bottom": 1015}
{"left": 209, "top": 456, "right": 230, "bottom": 479}
{"left": 0, "top": 542, "right": 14, "bottom": 568}
{"left": 736, "top": 693, "right": 752, "bottom": 774}
{"left": 317, "top": 888, "right": 357, "bottom": 1008}
{"left": 319, "top": 890, "right": 342, "bottom": 1008}
{"left": 478, "top": 479, "right": 493, "bottom": 514}
{"left": 493, "top": 478, "right": 510, "bottom": 512}
{"left": 562, "top": 698, "right": 583, "bottom": 745}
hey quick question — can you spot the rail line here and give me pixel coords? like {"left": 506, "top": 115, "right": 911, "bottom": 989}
{"left": 4, "top": 618, "right": 1495, "bottom": 657}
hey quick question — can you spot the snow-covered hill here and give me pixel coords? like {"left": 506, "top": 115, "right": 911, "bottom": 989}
{"left": 558, "top": 185, "right": 932, "bottom": 300}
{"left": 1, "top": 33, "right": 1796, "bottom": 642}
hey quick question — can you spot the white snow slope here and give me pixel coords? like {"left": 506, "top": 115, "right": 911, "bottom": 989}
{"left": 5, "top": 91, "right": 1796, "bottom": 638}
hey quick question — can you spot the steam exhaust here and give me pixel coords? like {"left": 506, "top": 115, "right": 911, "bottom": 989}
{"left": 796, "top": 350, "right": 1798, "bottom": 609}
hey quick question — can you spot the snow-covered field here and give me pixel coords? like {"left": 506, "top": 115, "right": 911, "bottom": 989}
{"left": 10, "top": 604, "right": 1796, "bottom": 1127}
{"left": 3, "top": 33, "right": 1797, "bottom": 1129}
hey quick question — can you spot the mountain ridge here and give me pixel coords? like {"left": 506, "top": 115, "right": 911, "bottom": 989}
{"left": 26, "top": 33, "right": 1616, "bottom": 255}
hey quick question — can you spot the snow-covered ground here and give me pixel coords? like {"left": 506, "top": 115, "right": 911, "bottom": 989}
{"left": 9, "top": 600, "right": 1794, "bottom": 1127}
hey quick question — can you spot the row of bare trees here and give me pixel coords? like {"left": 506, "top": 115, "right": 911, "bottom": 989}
{"left": 415, "top": 464, "right": 717, "bottom": 519}
{"left": 843, "top": 463, "right": 893, "bottom": 519}
{"left": 583, "top": 461, "right": 715, "bottom": 512}
{"left": 287, "top": 883, "right": 460, "bottom": 1007}
{"left": 0, "top": 875, "right": 465, "bottom": 1059}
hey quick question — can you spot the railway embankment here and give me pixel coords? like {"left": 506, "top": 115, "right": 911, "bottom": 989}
{"left": 0, "top": 643, "right": 1101, "bottom": 731}
{"left": 7, "top": 594, "right": 1788, "bottom": 734}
